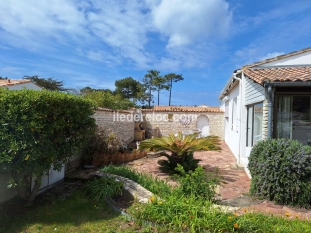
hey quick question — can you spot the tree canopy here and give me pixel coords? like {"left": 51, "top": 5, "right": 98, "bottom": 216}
{"left": 83, "top": 89, "right": 135, "bottom": 110}
{"left": 114, "top": 77, "right": 142, "bottom": 100}
{"left": 164, "top": 73, "right": 184, "bottom": 106}
{"left": 142, "top": 70, "right": 160, "bottom": 108}
{"left": 24, "top": 75, "right": 67, "bottom": 91}
{"left": 152, "top": 75, "right": 169, "bottom": 106}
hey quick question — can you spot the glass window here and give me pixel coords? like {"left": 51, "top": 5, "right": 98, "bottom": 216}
{"left": 276, "top": 95, "right": 311, "bottom": 145}
{"left": 231, "top": 98, "right": 237, "bottom": 130}
{"left": 247, "top": 102, "right": 263, "bottom": 147}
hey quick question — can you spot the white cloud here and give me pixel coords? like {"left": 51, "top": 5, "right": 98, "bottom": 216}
{"left": 259, "top": 52, "right": 284, "bottom": 61}
{"left": 0, "top": 0, "right": 232, "bottom": 71}
{"left": 149, "top": 0, "right": 232, "bottom": 47}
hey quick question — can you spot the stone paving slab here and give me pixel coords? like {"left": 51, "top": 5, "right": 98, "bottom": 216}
{"left": 126, "top": 141, "right": 311, "bottom": 220}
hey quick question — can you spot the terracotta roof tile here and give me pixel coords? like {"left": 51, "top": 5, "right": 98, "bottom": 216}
{"left": 0, "top": 79, "right": 32, "bottom": 87}
{"left": 96, "top": 107, "right": 132, "bottom": 114}
{"left": 243, "top": 66, "right": 311, "bottom": 84}
{"left": 141, "top": 106, "right": 223, "bottom": 113}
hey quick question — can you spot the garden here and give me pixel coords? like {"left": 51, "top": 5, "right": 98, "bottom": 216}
{"left": 1, "top": 89, "right": 311, "bottom": 232}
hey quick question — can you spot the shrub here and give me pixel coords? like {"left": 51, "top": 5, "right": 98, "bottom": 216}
{"left": 158, "top": 151, "right": 201, "bottom": 174}
{"left": 174, "top": 165, "right": 221, "bottom": 201}
{"left": 81, "top": 126, "right": 123, "bottom": 165}
{"left": 248, "top": 138, "right": 311, "bottom": 208}
{"left": 0, "top": 89, "right": 96, "bottom": 203}
{"left": 139, "top": 132, "right": 221, "bottom": 174}
{"left": 84, "top": 177, "right": 123, "bottom": 201}
{"left": 101, "top": 165, "right": 173, "bottom": 196}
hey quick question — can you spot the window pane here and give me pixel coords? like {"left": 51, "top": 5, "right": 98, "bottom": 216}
{"left": 246, "top": 105, "right": 253, "bottom": 147}
{"left": 276, "top": 96, "right": 292, "bottom": 139}
{"left": 253, "top": 103, "right": 263, "bottom": 145}
{"left": 292, "top": 96, "right": 311, "bottom": 145}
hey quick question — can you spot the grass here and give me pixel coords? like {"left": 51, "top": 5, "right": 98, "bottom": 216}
{"left": 101, "top": 164, "right": 173, "bottom": 196}
{"left": 2, "top": 165, "right": 311, "bottom": 233}
{"left": 0, "top": 188, "right": 155, "bottom": 233}
{"left": 103, "top": 165, "right": 311, "bottom": 233}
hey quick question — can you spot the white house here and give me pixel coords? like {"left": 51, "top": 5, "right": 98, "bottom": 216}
{"left": 219, "top": 47, "right": 311, "bottom": 177}
{"left": 0, "top": 79, "right": 64, "bottom": 203}
{"left": 0, "top": 79, "right": 42, "bottom": 90}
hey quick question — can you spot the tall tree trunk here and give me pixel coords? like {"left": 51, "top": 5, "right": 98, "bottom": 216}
{"left": 158, "top": 89, "right": 160, "bottom": 106}
{"left": 27, "top": 178, "right": 42, "bottom": 204}
{"left": 148, "top": 87, "right": 151, "bottom": 108}
{"left": 169, "top": 79, "right": 172, "bottom": 106}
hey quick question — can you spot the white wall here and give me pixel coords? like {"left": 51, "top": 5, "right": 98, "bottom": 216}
{"left": 220, "top": 84, "right": 241, "bottom": 160}
{"left": 6, "top": 82, "right": 42, "bottom": 90}
{"left": 31, "top": 166, "right": 65, "bottom": 193}
{"left": 259, "top": 51, "right": 311, "bottom": 67}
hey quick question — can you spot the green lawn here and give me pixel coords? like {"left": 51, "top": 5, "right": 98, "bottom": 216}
{"left": 0, "top": 189, "right": 156, "bottom": 233}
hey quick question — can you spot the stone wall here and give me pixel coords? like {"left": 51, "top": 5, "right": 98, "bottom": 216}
{"left": 262, "top": 99, "right": 269, "bottom": 140}
{"left": 93, "top": 108, "right": 134, "bottom": 143}
{"left": 141, "top": 111, "right": 224, "bottom": 139}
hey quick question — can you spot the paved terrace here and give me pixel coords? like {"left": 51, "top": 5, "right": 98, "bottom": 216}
{"left": 127, "top": 141, "right": 311, "bottom": 220}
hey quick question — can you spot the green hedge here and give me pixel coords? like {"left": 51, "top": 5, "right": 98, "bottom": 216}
{"left": 248, "top": 138, "right": 311, "bottom": 208}
{"left": 0, "top": 88, "right": 96, "bottom": 202}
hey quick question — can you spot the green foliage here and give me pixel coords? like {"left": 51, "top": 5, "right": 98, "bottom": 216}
{"left": 0, "top": 89, "right": 96, "bottom": 202}
{"left": 158, "top": 151, "right": 201, "bottom": 174}
{"left": 81, "top": 126, "right": 123, "bottom": 164}
{"left": 114, "top": 77, "right": 143, "bottom": 100}
{"left": 140, "top": 132, "right": 221, "bottom": 174}
{"left": 164, "top": 73, "right": 183, "bottom": 106}
{"left": 83, "top": 89, "right": 135, "bottom": 110}
{"left": 140, "top": 132, "right": 221, "bottom": 156}
{"left": 142, "top": 70, "right": 160, "bottom": 108}
{"left": 173, "top": 165, "right": 221, "bottom": 201}
{"left": 248, "top": 138, "right": 311, "bottom": 208}
{"left": 84, "top": 176, "right": 123, "bottom": 201}
{"left": 101, "top": 165, "right": 173, "bottom": 196}
{"left": 24, "top": 75, "right": 67, "bottom": 91}
{"left": 151, "top": 76, "right": 169, "bottom": 106}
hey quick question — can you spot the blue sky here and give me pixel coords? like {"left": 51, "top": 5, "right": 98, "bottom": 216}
{"left": 0, "top": 0, "right": 310, "bottom": 106}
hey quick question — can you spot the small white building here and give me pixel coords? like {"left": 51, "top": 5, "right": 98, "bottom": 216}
{"left": 219, "top": 47, "right": 311, "bottom": 177}
{"left": 0, "top": 79, "right": 64, "bottom": 203}
{"left": 0, "top": 79, "right": 42, "bottom": 90}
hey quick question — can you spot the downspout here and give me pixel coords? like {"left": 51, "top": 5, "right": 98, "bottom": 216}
{"left": 233, "top": 69, "right": 242, "bottom": 164}
{"left": 267, "top": 85, "right": 273, "bottom": 138}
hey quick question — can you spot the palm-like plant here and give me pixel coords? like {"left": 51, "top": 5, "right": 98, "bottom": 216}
{"left": 140, "top": 132, "right": 221, "bottom": 174}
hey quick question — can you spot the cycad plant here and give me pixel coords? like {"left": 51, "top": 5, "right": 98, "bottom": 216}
{"left": 139, "top": 132, "right": 221, "bottom": 174}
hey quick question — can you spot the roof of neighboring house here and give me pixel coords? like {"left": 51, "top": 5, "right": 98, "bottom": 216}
{"left": 141, "top": 106, "right": 223, "bottom": 113}
{"left": 96, "top": 107, "right": 132, "bottom": 114}
{"left": 0, "top": 79, "right": 32, "bottom": 87}
{"left": 243, "top": 66, "right": 311, "bottom": 84}
{"left": 243, "top": 47, "right": 311, "bottom": 68}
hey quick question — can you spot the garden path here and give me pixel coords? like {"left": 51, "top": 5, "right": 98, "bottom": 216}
{"left": 127, "top": 141, "right": 311, "bottom": 220}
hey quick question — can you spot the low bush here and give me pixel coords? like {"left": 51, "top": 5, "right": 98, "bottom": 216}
{"left": 139, "top": 132, "right": 221, "bottom": 175}
{"left": 81, "top": 126, "right": 123, "bottom": 165}
{"left": 84, "top": 177, "right": 123, "bottom": 201}
{"left": 158, "top": 151, "right": 201, "bottom": 174}
{"left": 101, "top": 165, "right": 173, "bottom": 196}
{"left": 174, "top": 165, "right": 221, "bottom": 201}
{"left": 248, "top": 138, "right": 311, "bottom": 208}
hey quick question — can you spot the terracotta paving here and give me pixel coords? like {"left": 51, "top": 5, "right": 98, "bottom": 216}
{"left": 127, "top": 141, "right": 311, "bottom": 220}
